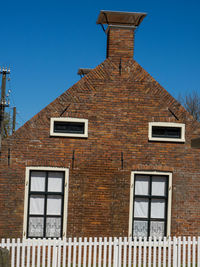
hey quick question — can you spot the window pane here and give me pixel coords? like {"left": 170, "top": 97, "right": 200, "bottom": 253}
{"left": 47, "top": 196, "right": 62, "bottom": 215}
{"left": 135, "top": 175, "right": 149, "bottom": 195}
{"left": 29, "top": 195, "right": 45, "bottom": 215}
{"left": 152, "top": 176, "right": 166, "bottom": 196}
{"left": 48, "top": 172, "right": 63, "bottom": 192}
{"left": 152, "top": 126, "right": 181, "bottom": 139}
{"left": 54, "top": 121, "right": 84, "bottom": 134}
{"left": 30, "top": 171, "right": 45, "bottom": 192}
{"left": 28, "top": 217, "right": 44, "bottom": 237}
{"left": 133, "top": 221, "right": 148, "bottom": 237}
{"left": 46, "top": 217, "right": 61, "bottom": 237}
{"left": 151, "top": 199, "right": 165, "bottom": 218}
{"left": 150, "top": 221, "right": 165, "bottom": 238}
{"left": 134, "top": 198, "right": 148, "bottom": 218}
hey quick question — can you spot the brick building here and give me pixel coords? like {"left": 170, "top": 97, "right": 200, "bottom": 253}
{"left": 0, "top": 10, "right": 200, "bottom": 239}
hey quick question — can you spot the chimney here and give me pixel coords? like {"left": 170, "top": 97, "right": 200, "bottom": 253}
{"left": 97, "top": 11, "right": 146, "bottom": 59}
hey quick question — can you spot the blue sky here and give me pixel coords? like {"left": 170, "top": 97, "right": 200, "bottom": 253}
{"left": 1, "top": 0, "right": 200, "bottom": 129}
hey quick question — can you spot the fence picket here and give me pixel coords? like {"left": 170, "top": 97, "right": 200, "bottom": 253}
{"left": 123, "top": 237, "right": 127, "bottom": 267}
{"left": 47, "top": 239, "right": 51, "bottom": 267}
{"left": 93, "top": 237, "right": 97, "bottom": 267}
{"left": 67, "top": 238, "right": 72, "bottom": 267}
{"left": 37, "top": 239, "right": 41, "bottom": 267}
{"left": 78, "top": 237, "right": 82, "bottom": 267}
{"left": 148, "top": 237, "right": 152, "bottom": 267}
{"left": 62, "top": 237, "right": 66, "bottom": 267}
{"left": 153, "top": 237, "right": 157, "bottom": 267}
{"left": 57, "top": 238, "right": 62, "bottom": 267}
{"left": 133, "top": 237, "right": 137, "bottom": 267}
{"left": 16, "top": 238, "right": 21, "bottom": 267}
{"left": 188, "top": 236, "right": 191, "bottom": 267}
{"left": 83, "top": 237, "right": 87, "bottom": 267}
{"left": 183, "top": 236, "right": 186, "bottom": 267}
{"left": 173, "top": 236, "right": 177, "bottom": 267}
{"left": 72, "top": 237, "right": 77, "bottom": 267}
{"left": 11, "top": 238, "right": 15, "bottom": 267}
{"left": 163, "top": 237, "right": 166, "bottom": 267}
{"left": 128, "top": 237, "right": 132, "bottom": 267}
{"left": 88, "top": 237, "right": 92, "bottom": 267}
{"left": 178, "top": 236, "right": 181, "bottom": 267}
{"left": 26, "top": 239, "right": 30, "bottom": 267}
{"left": 118, "top": 237, "right": 122, "bottom": 267}
{"left": 143, "top": 237, "right": 147, "bottom": 267}
{"left": 21, "top": 238, "right": 25, "bottom": 267}
{"left": 197, "top": 237, "right": 200, "bottom": 267}
{"left": 158, "top": 237, "right": 162, "bottom": 267}
{"left": 103, "top": 237, "right": 107, "bottom": 267}
{"left": 98, "top": 237, "right": 102, "bottom": 267}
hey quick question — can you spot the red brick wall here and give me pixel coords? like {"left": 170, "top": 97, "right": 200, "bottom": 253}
{"left": 0, "top": 57, "right": 200, "bottom": 239}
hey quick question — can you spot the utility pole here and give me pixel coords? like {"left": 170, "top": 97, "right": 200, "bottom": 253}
{"left": 0, "top": 67, "right": 10, "bottom": 150}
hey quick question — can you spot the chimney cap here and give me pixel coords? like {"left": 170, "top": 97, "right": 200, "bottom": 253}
{"left": 96, "top": 10, "right": 147, "bottom": 27}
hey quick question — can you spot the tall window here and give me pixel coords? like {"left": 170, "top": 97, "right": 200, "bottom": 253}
{"left": 23, "top": 167, "right": 68, "bottom": 238}
{"left": 129, "top": 172, "right": 172, "bottom": 238}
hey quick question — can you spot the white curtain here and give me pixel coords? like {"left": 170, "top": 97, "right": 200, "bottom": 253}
{"left": 47, "top": 196, "right": 62, "bottom": 215}
{"left": 46, "top": 218, "right": 61, "bottom": 237}
{"left": 29, "top": 195, "right": 44, "bottom": 215}
{"left": 48, "top": 172, "right": 63, "bottom": 192}
{"left": 150, "top": 221, "right": 164, "bottom": 238}
{"left": 151, "top": 199, "right": 165, "bottom": 218}
{"left": 133, "top": 221, "right": 148, "bottom": 237}
{"left": 29, "top": 217, "right": 44, "bottom": 237}
{"left": 30, "top": 171, "right": 45, "bottom": 192}
{"left": 135, "top": 175, "right": 149, "bottom": 195}
{"left": 134, "top": 198, "right": 148, "bottom": 218}
{"left": 152, "top": 176, "right": 166, "bottom": 196}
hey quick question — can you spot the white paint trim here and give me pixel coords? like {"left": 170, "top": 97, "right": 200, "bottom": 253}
{"left": 148, "top": 122, "right": 185, "bottom": 142}
{"left": 128, "top": 171, "right": 172, "bottom": 238}
{"left": 23, "top": 166, "right": 69, "bottom": 239}
{"left": 50, "top": 117, "right": 88, "bottom": 138}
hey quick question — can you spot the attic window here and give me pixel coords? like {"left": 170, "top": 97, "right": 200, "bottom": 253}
{"left": 148, "top": 122, "right": 185, "bottom": 142}
{"left": 50, "top": 118, "right": 88, "bottom": 138}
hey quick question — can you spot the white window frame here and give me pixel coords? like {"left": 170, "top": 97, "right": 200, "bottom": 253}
{"left": 129, "top": 171, "right": 172, "bottom": 238}
{"left": 23, "top": 166, "right": 69, "bottom": 239}
{"left": 148, "top": 122, "right": 185, "bottom": 142}
{"left": 50, "top": 117, "right": 88, "bottom": 138}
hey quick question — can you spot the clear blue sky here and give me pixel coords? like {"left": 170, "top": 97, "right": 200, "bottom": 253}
{"left": 1, "top": 0, "right": 200, "bottom": 129}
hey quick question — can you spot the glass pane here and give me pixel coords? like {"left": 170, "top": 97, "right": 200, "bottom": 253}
{"left": 151, "top": 199, "right": 165, "bottom": 218}
{"left": 48, "top": 172, "right": 63, "bottom": 192}
{"left": 150, "top": 221, "right": 165, "bottom": 238}
{"left": 134, "top": 198, "right": 148, "bottom": 218}
{"left": 135, "top": 175, "right": 149, "bottom": 195}
{"left": 152, "top": 126, "right": 181, "bottom": 139}
{"left": 54, "top": 121, "right": 84, "bottom": 134}
{"left": 30, "top": 171, "right": 45, "bottom": 192}
{"left": 133, "top": 221, "right": 148, "bottom": 237}
{"left": 29, "top": 195, "right": 45, "bottom": 215}
{"left": 152, "top": 176, "right": 167, "bottom": 196}
{"left": 47, "top": 196, "right": 62, "bottom": 215}
{"left": 46, "top": 217, "right": 61, "bottom": 237}
{"left": 28, "top": 217, "right": 44, "bottom": 237}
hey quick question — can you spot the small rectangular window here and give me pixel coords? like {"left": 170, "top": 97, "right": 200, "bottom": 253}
{"left": 149, "top": 122, "right": 185, "bottom": 142}
{"left": 50, "top": 118, "right": 88, "bottom": 138}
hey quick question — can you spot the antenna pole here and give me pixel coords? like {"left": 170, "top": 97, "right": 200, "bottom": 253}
{"left": 12, "top": 107, "right": 16, "bottom": 134}
{"left": 0, "top": 67, "right": 10, "bottom": 150}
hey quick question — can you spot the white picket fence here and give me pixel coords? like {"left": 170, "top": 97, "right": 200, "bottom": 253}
{"left": 0, "top": 237, "right": 200, "bottom": 267}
